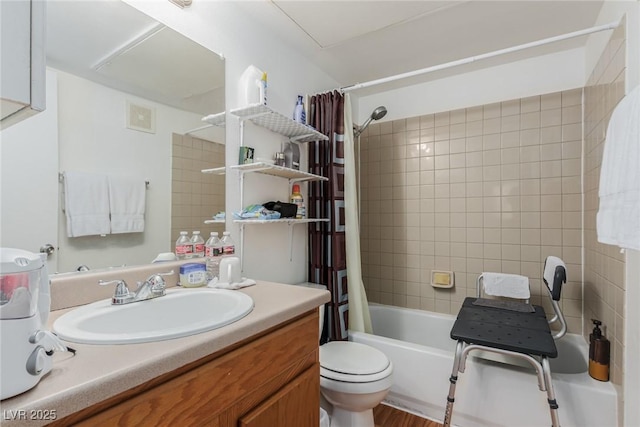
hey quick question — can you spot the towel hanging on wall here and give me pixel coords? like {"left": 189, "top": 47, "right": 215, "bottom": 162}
{"left": 597, "top": 84, "right": 640, "bottom": 250}
{"left": 108, "top": 175, "right": 146, "bottom": 234}
{"left": 63, "top": 171, "right": 110, "bottom": 237}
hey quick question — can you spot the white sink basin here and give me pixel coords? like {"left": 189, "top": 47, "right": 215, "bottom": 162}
{"left": 53, "top": 288, "right": 254, "bottom": 345}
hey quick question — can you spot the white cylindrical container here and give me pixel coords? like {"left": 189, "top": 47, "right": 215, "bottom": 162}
{"left": 238, "top": 65, "right": 265, "bottom": 106}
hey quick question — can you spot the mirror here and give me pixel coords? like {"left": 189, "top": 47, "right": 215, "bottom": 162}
{"left": 36, "top": 0, "right": 224, "bottom": 273}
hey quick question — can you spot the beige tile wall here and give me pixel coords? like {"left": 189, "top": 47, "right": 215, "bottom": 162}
{"left": 171, "top": 134, "right": 225, "bottom": 249}
{"left": 584, "top": 22, "right": 626, "bottom": 386}
{"left": 359, "top": 88, "right": 584, "bottom": 333}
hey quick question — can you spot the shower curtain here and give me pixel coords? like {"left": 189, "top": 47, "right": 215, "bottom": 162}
{"left": 308, "top": 91, "right": 372, "bottom": 342}
{"left": 343, "top": 94, "right": 373, "bottom": 335}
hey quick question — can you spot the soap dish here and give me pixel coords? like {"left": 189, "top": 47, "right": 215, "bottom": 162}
{"left": 431, "top": 270, "right": 454, "bottom": 289}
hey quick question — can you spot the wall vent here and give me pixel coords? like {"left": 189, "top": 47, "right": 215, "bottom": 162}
{"left": 126, "top": 101, "right": 155, "bottom": 134}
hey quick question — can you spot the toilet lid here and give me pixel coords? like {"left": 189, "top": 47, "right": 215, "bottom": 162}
{"left": 320, "top": 341, "right": 390, "bottom": 377}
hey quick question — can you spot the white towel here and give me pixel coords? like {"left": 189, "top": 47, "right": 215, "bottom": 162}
{"left": 481, "top": 272, "right": 530, "bottom": 299}
{"left": 597, "top": 84, "right": 640, "bottom": 250}
{"left": 63, "top": 171, "right": 110, "bottom": 237}
{"left": 108, "top": 176, "right": 145, "bottom": 234}
{"left": 207, "top": 277, "right": 256, "bottom": 290}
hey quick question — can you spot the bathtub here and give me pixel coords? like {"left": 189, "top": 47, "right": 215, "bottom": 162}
{"left": 350, "top": 304, "right": 618, "bottom": 427}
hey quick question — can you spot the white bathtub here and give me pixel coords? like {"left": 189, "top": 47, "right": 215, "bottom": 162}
{"left": 350, "top": 304, "right": 618, "bottom": 427}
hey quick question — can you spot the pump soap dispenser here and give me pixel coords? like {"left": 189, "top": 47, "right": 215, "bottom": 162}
{"left": 588, "top": 319, "right": 610, "bottom": 382}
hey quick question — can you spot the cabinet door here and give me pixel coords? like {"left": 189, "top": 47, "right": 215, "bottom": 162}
{"left": 0, "top": 0, "right": 45, "bottom": 128}
{"left": 239, "top": 364, "right": 319, "bottom": 427}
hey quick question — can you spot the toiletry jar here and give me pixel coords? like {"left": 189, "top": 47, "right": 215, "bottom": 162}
{"left": 179, "top": 263, "right": 207, "bottom": 287}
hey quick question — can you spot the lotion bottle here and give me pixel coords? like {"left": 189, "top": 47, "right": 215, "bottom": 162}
{"left": 588, "top": 319, "right": 610, "bottom": 381}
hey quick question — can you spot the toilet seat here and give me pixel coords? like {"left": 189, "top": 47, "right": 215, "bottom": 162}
{"left": 320, "top": 341, "right": 392, "bottom": 383}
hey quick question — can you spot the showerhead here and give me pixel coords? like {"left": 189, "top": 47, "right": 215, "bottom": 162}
{"left": 370, "top": 106, "right": 387, "bottom": 121}
{"left": 354, "top": 106, "right": 387, "bottom": 137}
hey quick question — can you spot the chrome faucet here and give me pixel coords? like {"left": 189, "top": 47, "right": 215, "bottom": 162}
{"left": 99, "top": 271, "right": 174, "bottom": 305}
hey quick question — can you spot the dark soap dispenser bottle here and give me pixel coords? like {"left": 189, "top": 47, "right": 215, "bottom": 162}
{"left": 588, "top": 319, "right": 610, "bottom": 381}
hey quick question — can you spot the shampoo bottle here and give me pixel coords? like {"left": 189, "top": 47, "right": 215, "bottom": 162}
{"left": 588, "top": 319, "right": 610, "bottom": 381}
{"left": 293, "top": 95, "right": 306, "bottom": 124}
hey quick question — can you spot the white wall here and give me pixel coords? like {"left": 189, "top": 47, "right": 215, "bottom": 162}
{"left": 125, "top": 0, "right": 340, "bottom": 284}
{"left": 589, "top": 3, "right": 640, "bottom": 426}
{"left": 356, "top": 47, "right": 586, "bottom": 124}
{"left": 55, "top": 68, "right": 217, "bottom": 272}
{"left": 584, "top": 2, "right": 640, "bottom": 426}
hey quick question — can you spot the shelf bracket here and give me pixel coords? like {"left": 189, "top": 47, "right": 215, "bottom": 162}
{"left": 239, "top": 119, "right": 245, "bottom": 147}
{"left": 288, "top": 222, "right": 294, "bottom": 261}
{"left": 239, "top": 224, "right": 245, "bottom": 272}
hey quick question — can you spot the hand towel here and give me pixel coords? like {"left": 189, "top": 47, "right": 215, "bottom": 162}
{"left": 597, "top": 84, "right": 640, "bottom": 250}
{"left": 481, "top": 272, "right": 530, "bottom": 299}
{"left": 108, "top": 176, "right": 146, "bottom": 234}
{"left": 63, "top": 171, "right": 110, "bottom": 237}
{"left": 207, "top": 277, "right": 256, "bottom": 290}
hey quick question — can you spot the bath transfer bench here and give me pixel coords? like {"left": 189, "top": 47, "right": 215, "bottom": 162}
{"left": 443, "top": 257, "right": 567, "bottom": 427}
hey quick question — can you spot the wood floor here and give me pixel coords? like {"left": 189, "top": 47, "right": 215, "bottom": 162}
{"left": 373, "top": 404, "right": 443, "bottom": 427}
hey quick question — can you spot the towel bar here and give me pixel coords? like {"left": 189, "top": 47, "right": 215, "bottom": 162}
{"left": 58, "top": 172, "right": 149, "bottom": 188}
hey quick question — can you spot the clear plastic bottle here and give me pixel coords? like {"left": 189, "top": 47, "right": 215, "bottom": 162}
{"left": 190, "top": 231, "right": 205, "bottom": 258}
{"left": 205, "top": 232, "right": 222, "bottom": 280}
{"left": 175, "top": 231, "right": 192, "bottom": 260}
{"left": 220, "top": 231, "right": 236, "bottom": 257}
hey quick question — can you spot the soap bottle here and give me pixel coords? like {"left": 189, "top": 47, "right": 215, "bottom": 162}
{"left": 293, "top": 95, "right": 306, "bottom": 124}
{"left": 588, "top": 319, "right": 610, "bottom": 381}
{"left": 290, "top": 184, "right": 306, "bottom": 219}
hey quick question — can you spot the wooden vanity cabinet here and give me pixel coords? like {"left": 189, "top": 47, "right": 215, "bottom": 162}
{"left": 54, "top": 311, "right": 320, "bottom": 427}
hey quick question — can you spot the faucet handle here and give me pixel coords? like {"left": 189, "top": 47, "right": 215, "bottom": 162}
{"left": 145, "top": 270, "right": 174, "bottom": 295}
{"left": 99, "top": 279, "right": 132, "bottom": 304}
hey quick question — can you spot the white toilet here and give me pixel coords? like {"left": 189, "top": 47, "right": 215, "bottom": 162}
{"left": 317, "top": 302, "right": 393, "bottom": 427}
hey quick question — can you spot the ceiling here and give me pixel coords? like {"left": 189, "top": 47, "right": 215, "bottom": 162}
{"left": 45, "top": 1, "right": 607, "bottom": 103}
{"left": 238, "top": 0, "right": 606, "bottom": 93}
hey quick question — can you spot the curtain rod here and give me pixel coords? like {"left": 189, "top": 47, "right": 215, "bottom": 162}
{"left": 340, "top": 21, "right": 620, "bottom": 93}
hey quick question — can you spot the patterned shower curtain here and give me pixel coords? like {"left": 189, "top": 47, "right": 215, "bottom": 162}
{"left": 308, "top": 91, "right": 349, "bottom": 342}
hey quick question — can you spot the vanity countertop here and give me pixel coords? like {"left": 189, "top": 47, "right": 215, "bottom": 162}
{"left": 0, "top": 281, "right": 330, "bottom": 426}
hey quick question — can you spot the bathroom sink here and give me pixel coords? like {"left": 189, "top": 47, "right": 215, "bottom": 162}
{"left": 53, "top": 288, "right": 254, "bottom": 345}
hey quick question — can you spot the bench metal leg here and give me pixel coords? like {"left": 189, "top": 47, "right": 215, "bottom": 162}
{"left": 443, "top": 344, "right": 561, "bottom": 427}
{"left": 443, "top": 341, "right": 465, "bottom": 427}
{"left": 542, "top": 357, "right": 561, "bottom": 427}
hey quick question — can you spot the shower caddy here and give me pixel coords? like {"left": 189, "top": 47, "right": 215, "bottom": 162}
{"left": 202, "top": 104, "right": 329, "bottom": 269}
